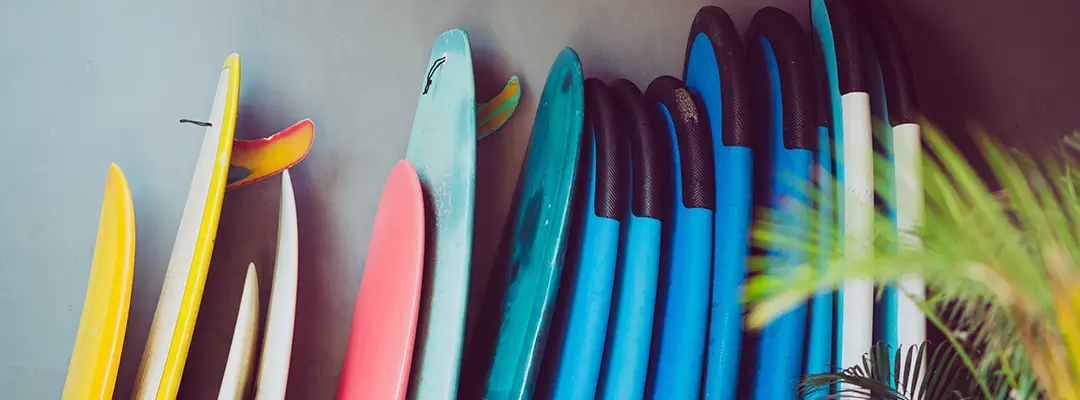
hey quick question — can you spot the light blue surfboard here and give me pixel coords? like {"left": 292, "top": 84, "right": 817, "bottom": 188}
{"left": 682, "top": 6, "right": 753, "bottom": 399}
{"left": 459, "top": 47, "right": 585, "bottom": 400}
{"left": 404, "top": 28, "right": 477, "bottom": 400}
{"left": 644, "top": 75, "right": 715, "bottom": 400}
{"left": 596, "top": 79, "right": 669, "bottom": 400}
{"left": 746, "top": 7, "right": 816, "bottom": 400}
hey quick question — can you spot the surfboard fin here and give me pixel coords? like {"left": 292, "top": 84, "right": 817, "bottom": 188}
{"left": 226, "top": 119, "right": 315, "bottom": 190}
{"left": 476, "top": 75, "right": 521, "bottom": 140}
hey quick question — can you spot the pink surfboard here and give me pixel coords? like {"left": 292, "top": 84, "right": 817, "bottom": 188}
{"left": 336, "top": 160, "right": 426, "bottom": 400}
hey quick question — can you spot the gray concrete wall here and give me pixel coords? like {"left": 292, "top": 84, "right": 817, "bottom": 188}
{"left": 0, "top": 0, "right": 807, "bottom": 398}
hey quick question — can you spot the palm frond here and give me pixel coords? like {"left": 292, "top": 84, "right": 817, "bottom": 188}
{"left": 797, "top": 341, "right": 969, "bottom": 400}
{"left": 746, "top": 122, "right": 1080, "bottom": 399}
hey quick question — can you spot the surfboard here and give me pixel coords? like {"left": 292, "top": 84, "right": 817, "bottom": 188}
{"left": 857, "top": 0, "right": 926, "bottom": 379}
{"left": 254, "top": 169, "right": 299, "bottom": 399}
{"left": 806, "top": 27, "right": 838, "bottom": 399}
{"left": 746, "top": 8, "right": 817, "bottom": 399}
{"left": 133, "top": 53, "right": 239, "bottom": 400}
{"left": 61, "top": 163, "right": 135, "bottom": 400}
{"left": 337, "top": 160, "right": 425, "bottom": 400}
{"left": 538, "top": 78, "right": 627, "bottom": 400}
{"left": 217, "top": 263, "right": 260, "bottom": 400}
{"left": 227, "top": 119, "right": 315, "bottom": 191}
{"left": 403, "top": 28, "right": 478, "bottom": 400}
{"left": 596, "top": 79, "right": 669, "bottom": 400}
{"left": 812, "top": 0, "right": 875, "bottom": 377}
{"left": 644, "top": 75, "right": 715, "bottom": 400}
{"left": 459, "top": 47, "right": 584, "bottom": 400}
{"left": 681, "top": 7, "right": 753, "bottom": 399}
{"left": 864, "top": 5, "right": 899, "bottom": 372}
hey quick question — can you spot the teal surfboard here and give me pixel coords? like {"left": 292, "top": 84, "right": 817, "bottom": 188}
{"left": 460, "top": 48, "right": 585, "bottom": 400}
{"left": 404, "top": 28, "right": 477, "bottom": 400}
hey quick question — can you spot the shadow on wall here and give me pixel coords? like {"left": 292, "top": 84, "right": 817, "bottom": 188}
{"left": 883, "top": 0, "right": 1080, "bottom": 165}
{"left": 461, "top": 22, "right": 537, "bottom": 345}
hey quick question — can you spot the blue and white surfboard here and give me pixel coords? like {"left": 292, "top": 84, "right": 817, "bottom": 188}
{"left": 858, "top": 0, "right": 927, "bottom": 386}
{"left": 812, "top": 0, "right": 876, "bottom": 381}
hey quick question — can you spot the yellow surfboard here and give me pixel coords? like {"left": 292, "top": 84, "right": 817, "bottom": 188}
{"left": 133, "top": 54, "right": 239, "bottom": 400}
{"left": 61, "top": 163, "right": 135, "bottom": 400}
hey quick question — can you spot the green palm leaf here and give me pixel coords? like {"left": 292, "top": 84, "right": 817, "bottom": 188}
{"left": 746, "top": 122, "right": 1079, "bottom": 399}
{"left": 796, "top": 341, "right": 968, "bottom": 399}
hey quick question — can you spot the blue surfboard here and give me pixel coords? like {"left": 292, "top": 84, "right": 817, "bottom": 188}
{"left": 681, "top": 7, "right": 753, "bottom": 399}
{"left": 458, "top": 47, "right": 585, "bottom": 400}
{"left": 812, "top": 0, "right": 876, "bottom": 376}
{"left": 539, "top": 78, "right": 628, "bottom": 400}
{"left": 746, "top": 7, "right": 817, "bottom": 400}
{"left": 644, "top": 76, "right": 715, "bottom": 400}
{"left": 596, "top": 79, "right": 670, "bottom": 400}
{"left": 806, "top": 26, "right": 838, "bottom": 399}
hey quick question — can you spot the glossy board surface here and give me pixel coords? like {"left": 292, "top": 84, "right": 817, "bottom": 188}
{"left": 461, "top": 47, "right": 584, "bottom": 400}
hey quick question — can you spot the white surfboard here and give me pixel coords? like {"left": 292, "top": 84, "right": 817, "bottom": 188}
{"left": 218, "top": 263, "right": 260, "bottom": 400}
{"left": 812, "top": 0, "right": 875, "bottom": 378}
{"left": 893, "top": 124, "right": 924, "bottom": 341}
{"left": 254, "top": 169, "right": 299, "bottom": 399}
{"left": 841, "top": 92, "right": 874, "bottom": 374}
{"left": 133, "top": 54, "right": 239, "bottom": 400}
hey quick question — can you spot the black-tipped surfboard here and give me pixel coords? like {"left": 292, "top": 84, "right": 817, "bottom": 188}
{"left": 644, "top": 75, "right": 715, "bottom": 399}
{"left": 806, "top": 22, "right": 838, "bottom": 400}
{"left": 812, "top": 0, "right": 875, "bottom": 377}
{"left": 857, "top": 0, "right": 927, "bottom": 383}
{"left": 746, "top": 7, "right": 817, "bottom": 400}
{"left": 682, "top": 7, "right": 753, "bottom": 399}
{"left": 539, "top": 78, "right": 628, "bottom": 400}
{"left": 596, "top": 79, "right": 670, "bottom": 400}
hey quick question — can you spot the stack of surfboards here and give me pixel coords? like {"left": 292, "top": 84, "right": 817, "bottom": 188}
{"left": 61, "top": 35, "right": 521, "bottom": 400}
{"left": 58, "top": 6, "right": 922, "bottom": 397}
{"left": 469, "top": 2, "right": 923, "bottom": 400}
{"left": 60, "top": 53, "right": 316, "bottom": 400}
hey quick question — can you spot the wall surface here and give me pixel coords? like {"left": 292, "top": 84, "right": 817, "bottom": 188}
{"left": 0, "top": 0, "right": 807, "bottom": 398}
{"left": 882, "top": 0, "right": 1080, "bottom": 155}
